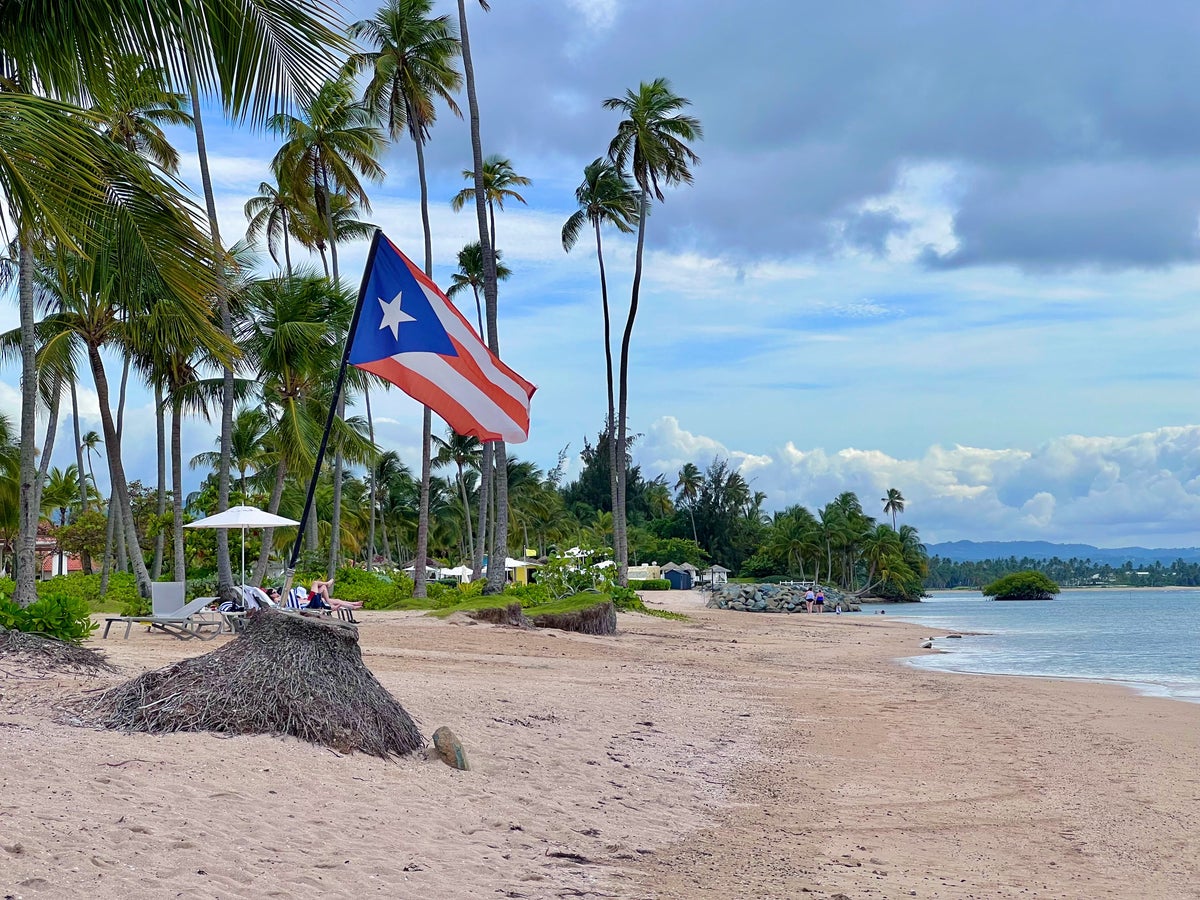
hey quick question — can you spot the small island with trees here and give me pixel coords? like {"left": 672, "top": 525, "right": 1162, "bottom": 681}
{"left": 982, "top": 571, "right": 1060, "bottom": 601}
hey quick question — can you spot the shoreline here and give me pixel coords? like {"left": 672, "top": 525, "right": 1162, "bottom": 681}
{"left": 2, "top": 594, "right": 1198, "bottom": 897}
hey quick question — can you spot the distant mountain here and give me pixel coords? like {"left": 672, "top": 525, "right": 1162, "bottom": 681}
{"left": 927, "top": 540, "right": 1200, "bottom": 566}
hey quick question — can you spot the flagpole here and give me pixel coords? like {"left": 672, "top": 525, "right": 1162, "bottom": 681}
{"left": 283, "top": 228, "right": 383, "bottom": 593}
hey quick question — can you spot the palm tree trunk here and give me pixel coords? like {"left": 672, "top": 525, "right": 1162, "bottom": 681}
{"left": 328, "top": 394, "right": 345, "bottom": 580}
{"left": 252, "top": 457, "right": 287, "bottom": 585}
{"left": 473, "top": 442, "right": 490, "bottom": 579}
{"left": 486, "top": 441, "right": 509, "bottom": 593}
{"left": 457, "top": 0, "right": 508, "bottom": 595}
{"left": 100, "top": 487, "right": 115, "bottom": 592}
{"left": 35, "top": 374, "right": 62, "bottom": 520}
{"left": 614, "top": 191, "right": 650, "bottom": 586}
{"left": 152, "top": 381, "right": 166, "bottom": 579}
{"left": 411, "top": 129, "right": 436, "bottom": 599}
{"left": 171, "top": 395, "right": 185, "bottom": 583}
{"left": 70, "top": 380, "right": 92, "bottom": 574}
{"left": 114, "top": 349, "right": 132, "bottom": 573}
{"left": 594, "top": 220, "right": 620, "bottom": 534}
{"left": 320, "top": 161, "right": 346, "bottom": 583}
{"left": 87, "top": 343, "right": 153, "bottom": 598}
{"left": 365, "top": 387, "right": 377, "bottom": 572}
{"left": 471, "top": 285, "right": 484, "bottom": 340}
{"left": 189, "top": 65, "right": 236, "bottom": 599}
{"left": 14, "top": 231, "right": 39, "bottom": 605}
{"left": 282, "top": 208, "right": 293, "bottom": 278}
{"left": 456, "top": 460, "right": 475, "bottom": 562}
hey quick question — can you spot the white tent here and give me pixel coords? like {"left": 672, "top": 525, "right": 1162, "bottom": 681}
{"left": 185, "top": 505, "right": 299, "bottom": 586}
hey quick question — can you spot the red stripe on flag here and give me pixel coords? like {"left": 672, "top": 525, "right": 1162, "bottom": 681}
{"left": 354, "top": 358, "right": 524, "bottom": 442}
{"left": 444, "top": 336, "right": 531, "bottom": 427}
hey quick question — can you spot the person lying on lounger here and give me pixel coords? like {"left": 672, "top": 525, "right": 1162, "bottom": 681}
{"left": 304, "top": 578, "right": 363, "bottom": 618}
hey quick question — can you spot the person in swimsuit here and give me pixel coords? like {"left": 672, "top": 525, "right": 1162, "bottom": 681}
{"left": 804, "top": 587, "right": 815, "bottom": 613}
{"left": 814, "top": 588, "right": 825, "bottom": 612}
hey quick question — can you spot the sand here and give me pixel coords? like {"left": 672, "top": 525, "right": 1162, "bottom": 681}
{"left": 1, "top": 591, "right": 1198, "bottom": 899}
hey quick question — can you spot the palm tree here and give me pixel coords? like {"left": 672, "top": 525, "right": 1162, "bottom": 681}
{"left": 453, "top": 0, "right": 513, "bottom": 594}
{"left": 432, "top": 428, "right": 481, "bottom": 561}
{"left": 882, "top": 487, "right": 906, "bottom": 530}
{"left": 89, "top": 53, "right": 192, "bottom": 173}
{"left": 450, "top": 154, "right": 530, "bottom": 274}
{"left": 239, "top": 272, "right": 354, "bottom": 583}
{"left": 289, "top": 192, "right": 377, "bottom": 279}
{"left": 80, "top": 430, "right": 102, "bottom": 504}
{"left": 42, "top": 465, "right": 81, "bottom": 526}
{"left": 244, "top": 176, "right": 308, "bottom": 276}
{"left": 191, "top": 406, "right": 270, "bottom": 501}
{"left": 270, "top": 76, "right": 384, "bottom": 288}
{"left": 446, "top": 241, "right": 510, "bottom": 339}
{"left": 562, "top": 158, "right": 639, "bottom": 537}
{"left": 604, "top": 78, "right": 702, "bottom": 586}
{"left": 675, "top": 461, "right": 702, "bottom": 545}
{"left": 271, "top": 75, "right": 384, "bottom": 578}
{"left": 348, "top": 0, "right": 461, "bottom": 598}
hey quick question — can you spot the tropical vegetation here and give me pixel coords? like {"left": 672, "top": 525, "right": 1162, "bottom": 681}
{"left": 981, "top": 571, "right": 1061, "bottom": 601}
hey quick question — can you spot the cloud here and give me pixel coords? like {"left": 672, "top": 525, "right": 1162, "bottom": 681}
{"left": 636, "top": 417, "right": 1200, "bottom": 546}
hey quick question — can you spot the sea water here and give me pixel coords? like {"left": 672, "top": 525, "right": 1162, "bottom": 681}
{"left": 858, "top": 589, "right": 1200, "bottom": 703}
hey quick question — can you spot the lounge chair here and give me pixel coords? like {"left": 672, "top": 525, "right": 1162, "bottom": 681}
{"left": 102, "top": 585, "right": 221, "bottom": 640}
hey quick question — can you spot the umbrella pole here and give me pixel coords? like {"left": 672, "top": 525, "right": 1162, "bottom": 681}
{"left": 241, "top": 526, "right": 246, "bottom": 588}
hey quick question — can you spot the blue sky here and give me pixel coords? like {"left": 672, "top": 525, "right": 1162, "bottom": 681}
{"left": 6, "top": 0, "right": 1200, "bottom": 547}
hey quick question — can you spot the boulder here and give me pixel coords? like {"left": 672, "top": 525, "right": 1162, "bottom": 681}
{"left": 431, "top": 725, "right": 471, "bottom": 771}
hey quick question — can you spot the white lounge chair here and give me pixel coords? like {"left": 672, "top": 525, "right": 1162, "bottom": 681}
{"left": 102, "top": 585, "right": 221, "bottom": 640}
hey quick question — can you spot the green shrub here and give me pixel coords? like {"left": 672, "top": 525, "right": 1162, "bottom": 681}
{"left": 630, "top": 578, "right": 670, "bottom": 591}
{"left": 502, "top": 582, "right": 552, "bottom": 607}
{"left": 982, "top": 570, "right": 1060, "bottom": 601}
{"left": 0, "top": 593, "right": 97, "bottom": 643}
{"left": 331, "top": 568, "right": 415, "bottom": 610}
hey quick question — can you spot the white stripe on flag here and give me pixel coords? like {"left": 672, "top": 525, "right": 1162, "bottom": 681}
{"left": 422, "top": 282, "right": 530, "bottom": 405}
{"left": 395, "top": 352, "right": 524, "bottom": 438}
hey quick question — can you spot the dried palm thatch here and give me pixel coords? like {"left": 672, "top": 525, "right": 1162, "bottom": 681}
{"left": 0, "top": 627, "right": 118, "bottom": 676}
{"left": 77, "top": 610, "right": 423, "bottom": 758}
{"left": 530, "top": 601, "right": 617, "bottom": 636}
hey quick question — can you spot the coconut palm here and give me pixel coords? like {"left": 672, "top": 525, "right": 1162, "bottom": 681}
{"left": 882, "top": 487, "right": 906, "bottom": 530}
{"left": 271, "top": 76, "right": 384, "bottom": 578}
{"left": 347, "top": 0, "right": 461, "bottom": 598}
{"left": 432, "top": 429, "right": 481, "bottom": 560}
{"left": 288, "top": 192, "right": 377, "bottom": 279}
{"left": 446, "top": 241, "right": 510, "bottom": 339}
{"left": 0, "top": 0, "right": 350, "bottom": 605}
{"left": 89, "top": 53, "right": 192, "bottom": 173}
{"left": 42, "top": 465, "right": 81, "bottom": 526}
{"left": 604, "top": 78, "right": 702, "bottom": 586}
{"left": 244, "top": 176, "right": 309, "bottom": 276}
{"left": 675, "top": 461, "right": 702, "bottom": 545}
{"left": 453, "top": 0, "right": 514, "bottom": 593}
{"left": 450, "top": 154, "right": 530, "bottom": 265}
{"left": 562, "top": 158, "right": 639, "bottom": 534}
{"left": 239, "top": 272, "right": 354, "bottom": 582}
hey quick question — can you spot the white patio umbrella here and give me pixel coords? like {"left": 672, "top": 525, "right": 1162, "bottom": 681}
{"left": 185, "top": 505, "right": 300, "bottom": 587}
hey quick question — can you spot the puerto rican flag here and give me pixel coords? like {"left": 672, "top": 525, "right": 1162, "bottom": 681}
{"left": 348, "top": 232, "right": 535, "bottom": 443}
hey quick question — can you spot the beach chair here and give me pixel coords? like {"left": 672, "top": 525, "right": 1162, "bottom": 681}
{"left": 102, "top": 584, "right": 221, "bottom": 640}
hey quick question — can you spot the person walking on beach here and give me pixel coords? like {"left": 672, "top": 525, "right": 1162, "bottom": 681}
{"left": 815, "top": 587, "right": 826, "bottom": 613}
{"left": 805, "top": 587, "right": 815, "bottom": 613}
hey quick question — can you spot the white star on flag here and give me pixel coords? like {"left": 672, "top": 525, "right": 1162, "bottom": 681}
{"left": 378, "top": 291, "right": 415, "bottom": 340}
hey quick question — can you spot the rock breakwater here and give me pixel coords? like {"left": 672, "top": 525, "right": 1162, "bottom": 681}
{"left": 707, "top": 584, "right": 862, "bottom": 613}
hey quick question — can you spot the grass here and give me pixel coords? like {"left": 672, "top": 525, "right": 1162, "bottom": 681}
{"left": 428, "top": 593, "right": 606, "bottom": 619}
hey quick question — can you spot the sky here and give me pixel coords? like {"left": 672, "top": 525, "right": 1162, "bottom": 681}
{"left": 5, "top": 0, "right": 1200, "bottom": 548}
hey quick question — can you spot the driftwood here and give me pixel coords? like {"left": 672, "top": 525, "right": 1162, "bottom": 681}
{"left": 76, "top": 609, "right": 422, "bottom": 758}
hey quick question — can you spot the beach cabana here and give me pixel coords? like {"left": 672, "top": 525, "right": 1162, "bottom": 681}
{"left": 662, "top": 562, "right": 693, "bottom": 590}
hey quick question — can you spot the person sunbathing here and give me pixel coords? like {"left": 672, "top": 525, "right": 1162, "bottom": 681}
{"left": 304, "top": 578, "right": 363, "bottom": 621}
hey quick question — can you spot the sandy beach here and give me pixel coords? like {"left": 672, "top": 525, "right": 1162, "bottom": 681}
{"left": 2, "top": 591, "right": 1199, "bottom": 899}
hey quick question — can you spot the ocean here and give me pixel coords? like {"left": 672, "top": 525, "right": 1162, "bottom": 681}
{"left": 858, "top": 588, "right": 1200, "bottom": 704}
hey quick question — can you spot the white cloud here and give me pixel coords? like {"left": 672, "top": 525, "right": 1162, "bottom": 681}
{"left": 636, "top": 417, "right": 1200, "bottom": 547}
